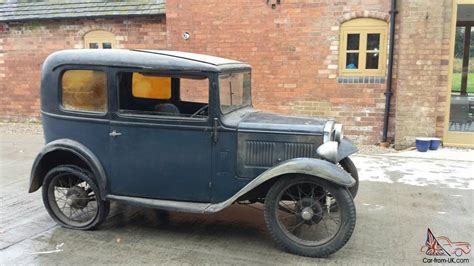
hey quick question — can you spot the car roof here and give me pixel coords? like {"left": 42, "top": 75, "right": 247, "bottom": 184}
{"left": 42, "top": 49, "right": 251, "bottom": 73}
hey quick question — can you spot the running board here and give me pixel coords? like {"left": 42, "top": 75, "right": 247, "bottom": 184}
{"left": 106, "top": 194, "right": 223, "bottom": 214}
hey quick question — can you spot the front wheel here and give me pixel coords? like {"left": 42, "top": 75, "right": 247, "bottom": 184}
{"left": 264, "top": 176, "right": 356, "bottom": 257}
{"left": 42, "top": 165, "right": 109, "bottom": 230}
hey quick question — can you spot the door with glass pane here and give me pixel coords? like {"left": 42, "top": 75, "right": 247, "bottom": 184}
{"left": 445, "top": 2, "right": 474, "bottom": 147}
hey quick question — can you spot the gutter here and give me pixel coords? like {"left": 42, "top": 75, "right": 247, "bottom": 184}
{"left": 382, "top": 0, "right": 397, "bottom": 143}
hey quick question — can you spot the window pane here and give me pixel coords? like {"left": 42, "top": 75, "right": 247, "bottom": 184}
{"left": 180, "top": 78, "right": 209, "bottom": 103}
{"left": 119, "top": 72, "right": 209, "bottom": 118}
{"left": 346, "top": 53, "right": 359, "bottom": 69}
{"left": 452, "top": 27, "right": 465, "bottom": 93}
{"left": 62, "top": 70, "right": 107, "bottom": 112}
{"left": 366, "top": 53, "right": 379, "bottom": 69}
{"left": 469, "top": 27, "right": 473, "bottom": 91}
{"left": 102, "top": 42, "right": 112, "bottom": 49}
{"left": 89, "top": 43, "right": 98, "bottom": 49}
{"left": 367, "top": 34, "right": 380, "bottom": 50}
{"left": 347, "top": 34, "right": 360, "bottom": 50}
{"left": 219, "top": 72, "right": 252, "bottom": 114}
{"left": 132, "top": 73, "right": 171, "bottom": 99}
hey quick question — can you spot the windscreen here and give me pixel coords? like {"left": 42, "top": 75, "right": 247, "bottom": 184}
{"left": 219, "top": 72, "right": 252, "bottom": 114}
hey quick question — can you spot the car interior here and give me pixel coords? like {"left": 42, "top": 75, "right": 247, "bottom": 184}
{"left": 118, "top": 72, "right": 209, "bottom": 118}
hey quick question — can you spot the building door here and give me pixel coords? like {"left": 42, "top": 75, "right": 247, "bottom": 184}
{"left": 445, "top": 1, "right": 474, "bottom": 147}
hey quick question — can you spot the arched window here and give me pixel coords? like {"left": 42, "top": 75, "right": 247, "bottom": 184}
{"left": 339, "top": 18, "right": 388, "bottom": 76}
{"left": 84, "top": 30, "right": 115, "bottom": 49}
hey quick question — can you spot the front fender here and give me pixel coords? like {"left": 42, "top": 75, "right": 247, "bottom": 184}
{"left": 337, "top": 137, "right": 358, "bottom": 162}
{"left": 317, "top": 137, "right": 358, "bottom": 163}
{"left": 205, "top": 158, "right": 355, "bottom": 213}
{"left": 29, "top": 139, "right": 108, "bottom": 198}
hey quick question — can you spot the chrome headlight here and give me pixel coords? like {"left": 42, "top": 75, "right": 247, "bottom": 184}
{"left": 323, "top": 121, "right": 335, "bottom": 143}
{"left": 334, "top": 123, "right": 343, "bottom": 143}
{"left": 323, "top": 121, "right": 343, "bottom": 143}
{"left": 316, "top": 141, "right": 338, "bottom": 163}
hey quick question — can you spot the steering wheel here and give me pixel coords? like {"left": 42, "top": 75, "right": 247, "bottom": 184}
{"left": 190, "top": 105, "right": 209, "bottom": 118}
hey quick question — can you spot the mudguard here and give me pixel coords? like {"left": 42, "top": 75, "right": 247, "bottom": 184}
{"left": 29, "top": 139, "right": 108, "bottom": 198}
{"left": 337, "top": 138, "right": 358, "bottom": 162}
{"left": 205, "top": 157, "right": 355, "bottom": 213}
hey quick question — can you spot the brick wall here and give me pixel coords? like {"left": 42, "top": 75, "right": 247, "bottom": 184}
{"left": 166, "top": 0, "right": 391, "bottom": 144}
{"left": 0, "top": 16, "right": 167, "bottom": 119}
{"left": 0, "top": 0, "right": 455, "bottom": 146}
{"left": 392, "top": 0, "right": 452, "bottom": 148}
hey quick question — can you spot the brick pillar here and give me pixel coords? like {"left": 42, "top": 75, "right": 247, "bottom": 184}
{"left": 393, "top": 0, "right": 452, "bottom": 148}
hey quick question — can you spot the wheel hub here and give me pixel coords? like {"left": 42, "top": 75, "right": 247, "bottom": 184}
{"left": 301, "top": 207, "right": 314, "bottom": 221}
{"left": 298, "top": 198, "right": 323, "bottom": 224}
{"left": 66, "top": 186, "right": 89, "bottom": 209}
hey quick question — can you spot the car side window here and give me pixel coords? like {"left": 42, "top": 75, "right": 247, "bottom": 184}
{"left": 118, "top": 72, "right": 209, "bottom": 119}
{"left": 61, "top": 70, "right": 107, "bottom": 113}
{"left": 131, "top": 73, "right": 172, "bottom": 100}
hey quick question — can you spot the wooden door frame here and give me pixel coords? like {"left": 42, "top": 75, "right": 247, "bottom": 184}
{"left": 443, "top": 0, "right": 474, "bottom": 147}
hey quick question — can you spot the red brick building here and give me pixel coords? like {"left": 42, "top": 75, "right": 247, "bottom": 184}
{"left": 1, "top": 0, "right": 473, "bottom": 148}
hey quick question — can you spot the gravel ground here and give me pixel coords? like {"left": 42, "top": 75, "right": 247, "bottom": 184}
{"left": 0, "top": 122, "right": 43, "bottom": 135}
{"left": 0, "top": 122, "right": 397, "bottom": 155}
{"left": 356, "top": 144, "right": 397, "bottom": 155}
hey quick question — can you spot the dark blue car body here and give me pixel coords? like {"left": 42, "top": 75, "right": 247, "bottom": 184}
{"left": 30, "top": 49, "right": 357, "bottom": 213}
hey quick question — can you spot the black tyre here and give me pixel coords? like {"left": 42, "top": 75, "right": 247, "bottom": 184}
{"left": 264, "top": 175, "right": 356, "bottom": 257}
{"left": 338, "top": 157, "right": 359, "bottom": 198}
{"left": 42, "top": 165, "right": 109, "bottom": 230}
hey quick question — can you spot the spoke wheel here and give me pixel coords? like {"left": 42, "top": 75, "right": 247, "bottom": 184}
{"left": 42, "top": 165, "right": 109, "bottom": 230}
{"left": 264, "top": 176, "right": 356, "bottom": 257}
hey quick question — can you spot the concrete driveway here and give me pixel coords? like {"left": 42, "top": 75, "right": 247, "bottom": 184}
{"left": 0, "top": 131, "right": 473, "bottom": 265}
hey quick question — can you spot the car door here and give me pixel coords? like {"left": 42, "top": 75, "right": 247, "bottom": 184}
{"left": 108, "top": 70, "right": 213, "bottom": 202}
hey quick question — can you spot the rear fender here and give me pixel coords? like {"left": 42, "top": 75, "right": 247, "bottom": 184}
{"left": 29, "top": 139, "right": 108, "bottom": 198}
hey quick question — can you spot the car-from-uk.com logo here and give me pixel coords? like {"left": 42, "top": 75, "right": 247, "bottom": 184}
{"left": 421, "top": 228, "right": 470, "bottom": 264}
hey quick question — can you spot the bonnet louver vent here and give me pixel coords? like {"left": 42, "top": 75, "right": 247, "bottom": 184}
{"left": 245, "top": 141, "right": 275, "bottom": 167}
{"left": 283, "top": 143, "right": 316, "bottom": 160}
{"left": 237, "top": 132, "right": 322, "bottom": 178}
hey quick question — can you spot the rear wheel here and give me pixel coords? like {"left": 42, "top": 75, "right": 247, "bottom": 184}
{"left": 338, "top": 157, "right": 359, "bottom": 198}
{"left": 42, "top": 165, "right": 109, "bottom": 230}
{"left": 264, "top": 176, "right": 356, "bottom": 257}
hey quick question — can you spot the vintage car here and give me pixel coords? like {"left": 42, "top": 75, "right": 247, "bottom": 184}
{"left": 30, "top": 49, "right": 359, "bottom": 257}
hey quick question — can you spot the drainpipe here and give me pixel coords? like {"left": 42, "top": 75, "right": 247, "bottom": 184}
{"left": 382, "top": 0, "right": 397, "bottom": 143}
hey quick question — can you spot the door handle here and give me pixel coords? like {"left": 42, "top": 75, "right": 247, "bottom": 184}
{"left": 109, "top": 130, "right": 122, "bottom": 137}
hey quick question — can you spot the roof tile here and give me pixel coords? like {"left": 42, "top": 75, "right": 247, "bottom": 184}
{"left": 0, "top": 0, "right": 166, "bottom": 22}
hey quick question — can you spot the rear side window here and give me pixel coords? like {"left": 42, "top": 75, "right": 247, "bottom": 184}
{"left": 61, "top": 70, "right": 107, "bottom": 113}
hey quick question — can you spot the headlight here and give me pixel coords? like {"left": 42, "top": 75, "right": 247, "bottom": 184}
{"left": 323, "top": 121, "right": 343, "bottom": 143}
{"left": 316, "top": 141, "right": 338, "bottom": 163}
{"left": 323, "top": 121, "right": 335, "bottom": 143}
{"left": 334, "top": 123, "right": 343, "bottom": 143}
